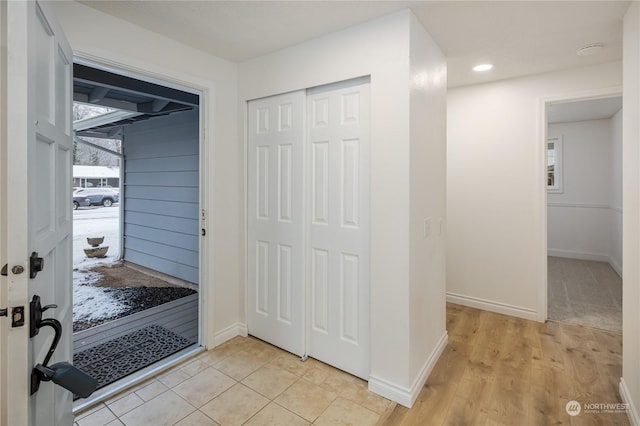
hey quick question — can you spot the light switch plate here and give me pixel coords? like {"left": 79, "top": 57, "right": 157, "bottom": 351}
{"left": 424, "top": 218, "right": 431, "bottom": 238}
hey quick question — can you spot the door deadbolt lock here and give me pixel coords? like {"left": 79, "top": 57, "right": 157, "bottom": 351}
{"left": 11, "top": 265, "right": 25, "bottom": 275}
{"left": 30, "top": 252, "right": 44, "bottom": 279}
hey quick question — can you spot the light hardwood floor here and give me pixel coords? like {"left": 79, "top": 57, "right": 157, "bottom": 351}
{"left": 383, "top": 303, "right": 628, "bottom": 426}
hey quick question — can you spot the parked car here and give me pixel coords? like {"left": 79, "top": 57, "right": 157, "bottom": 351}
{"left": 73, "top": 194, "right": 91, "bottom": 210}
{"left": 73, "top": 188, "right": 120, "bottom": 207}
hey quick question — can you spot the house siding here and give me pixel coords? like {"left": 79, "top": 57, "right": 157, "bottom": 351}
{"left": 123, "top": 108, "right": 200, "bottom": 284}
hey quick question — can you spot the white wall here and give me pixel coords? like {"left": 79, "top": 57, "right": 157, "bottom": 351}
{"left": 447, "top": 61, "right": 622, "bottom": 321}
{"left": 0, "top": 1, "right": 7, "bottom": 422}
{"left": 239, "top": 10, "right": 447, "bottom": 407}
{"left": 547, "top": 115, "right": 623, "bottom": 274}
{"left": 50, "top": 1, "right": 241, "bottom": 349}
{"left": 408, "top": 13, "right": 448, "bottom": 389}
{"left": 611, "top": 108, "right": 623, "bottom": 274}
{"left": 622, "top": 3, "right": 640, "bottom": 424}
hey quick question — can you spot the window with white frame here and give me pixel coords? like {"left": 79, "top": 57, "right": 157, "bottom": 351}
{"left": 547, "top": 136, "right": 563, "bottom": 193}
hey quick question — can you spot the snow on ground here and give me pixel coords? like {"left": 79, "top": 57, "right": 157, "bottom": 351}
{"left": 73, "top": 205, "right": 124, "bottom": 322}
{"left": 73, "top": 206, "right": 120, "bottom": 268}
{"left": 73, "top": 270, "right": 128, "bottom": 322}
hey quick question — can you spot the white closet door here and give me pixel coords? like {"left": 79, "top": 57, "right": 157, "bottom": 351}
{"left": 248, "top": 91, "right": 305, "bottom": 356}
{"left": 307, "top": 80, "right": 370, "bottom": 379}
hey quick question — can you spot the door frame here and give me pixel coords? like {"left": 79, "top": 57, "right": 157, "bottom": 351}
{"left": 70, "top": 52, "right": 211, "bottom": 409}
{"left": 536, "top": 85, "right": 623, "bottom": 322}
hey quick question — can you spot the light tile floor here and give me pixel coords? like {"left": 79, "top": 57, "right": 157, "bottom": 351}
{"left": 74, "top": 336, "right": 394, "bottom": 426}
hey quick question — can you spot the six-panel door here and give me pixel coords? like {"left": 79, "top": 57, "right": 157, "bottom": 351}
{"left": 247, "top": 79, "right": 370, "bottom": 380}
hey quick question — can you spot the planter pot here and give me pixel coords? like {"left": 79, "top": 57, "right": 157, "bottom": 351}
{"left": 87, "top": 237, "right": 105, "bottom": 247}
{"left": 84, "top": 246, "right": 109, "bottom": 258}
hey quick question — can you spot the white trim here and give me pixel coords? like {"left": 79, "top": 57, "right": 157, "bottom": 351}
{"left": 447, "top": 292, "right": 539, "bottom": 322}
{"left": 620, "top": 378, "right": 640, "bottom": 426}
{"left": 609, "top": 256, "right": 623, "bottom": 277}
{"left": 368, "top": 332, "right": 448, "bottom": 408}
{"left": 538, "top": 86, "right": 623, "bottom": 323}
{"left": 547, "top": 202, "right": 613, "bottom": 209}
{"left": 547, "top": 249, "right": 623, "bottom": 277}
{"left": 547, "top": 249, "right": 610, "bottom": 263}
{"left": 213, "top": 322, "right": 248, "bottom": 347}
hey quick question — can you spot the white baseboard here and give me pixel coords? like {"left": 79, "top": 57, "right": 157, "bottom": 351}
{"left": 609, "top": 256, "right": 623, "bottom": 278}
{"left": 547, "top": 248, "right": 610, "bottom": 263}
{"left": 369, "top": 331, "right": 448, "bottom": 408}
{"left": 446, "top": 292, "right": 538, "bottom": 322}
{"left": 212, "top": 322, "right": 248, "bottom": 347}
{"left": 547, "top": 249, "right": 623, "bottom": 277}
{"left": 620, "top": 378, "right": 640, "bottom": 426}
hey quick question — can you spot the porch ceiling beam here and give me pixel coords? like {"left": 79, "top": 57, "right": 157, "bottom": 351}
{"left": 151, "top": 99, "right": 170, "bottom": 112}
{"left": 74, "top": 63, "right": 199, "bottom": 107}
{"left": 74, "top": 93, "right": 139, "bottom": 113}
{"left": 107, "top": 127, "right": 123, "bottom": 138}
{"left": 137, "top": 101, "right": 190, "bottom": 114}
{"left": 89, "top": 86, "right": 110, "bottom": 103}
{"left": 75, "top": 130, "right": 118, "bottom": 139}
{"left": 74, "top": 110, "right": 142, "bottom": 132}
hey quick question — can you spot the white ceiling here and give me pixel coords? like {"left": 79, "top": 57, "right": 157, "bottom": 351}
{"left": 78, "top": 1, "right": 630, "bottom": 88}
{"left": 547, "top": 96, "right": 623, "bottom": 124}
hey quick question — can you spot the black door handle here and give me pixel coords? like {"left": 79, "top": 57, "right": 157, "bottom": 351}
{"left": 29, "top": 295, "right": 97, "bottom": 397}
{"left": 30, "top": 295, "right": 57, "bottom": 338}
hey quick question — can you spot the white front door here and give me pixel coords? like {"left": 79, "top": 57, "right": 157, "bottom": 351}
{"left": 2, "top": 1, "right": 74, "bottom": 425}
{"left": 247, "top": 91, "right": 306, "bottom": 356}
{"left": 306, "top": 80, "right": 370, "bottom": 379}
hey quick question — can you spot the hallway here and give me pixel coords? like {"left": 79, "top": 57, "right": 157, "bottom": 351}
{"left": 384, "top": 303, "right": 627, "bottom": 425}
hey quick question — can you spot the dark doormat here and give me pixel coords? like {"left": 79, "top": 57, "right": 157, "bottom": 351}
{"left": 73, "top": 324, "right": 193, "bottom": 396}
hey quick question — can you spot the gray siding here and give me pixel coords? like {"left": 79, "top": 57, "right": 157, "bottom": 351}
{"left": 123, "top": 108, "right": 199, "bottom": 284}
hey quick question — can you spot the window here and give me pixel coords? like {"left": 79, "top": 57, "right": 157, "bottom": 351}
{"left": 547, "top": 136, "right": 563, "bottom": 193}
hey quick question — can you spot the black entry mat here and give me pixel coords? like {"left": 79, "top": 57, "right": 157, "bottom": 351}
{"left": 73, "top": 324, "right": 192, "bottom": 393}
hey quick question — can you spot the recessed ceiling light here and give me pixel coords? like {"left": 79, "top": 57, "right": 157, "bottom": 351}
{"left": 473, "top": 64, "right": 493, "bottom": 72}
{"left": 576, "top": 43, "right": 603, "bottom": 56}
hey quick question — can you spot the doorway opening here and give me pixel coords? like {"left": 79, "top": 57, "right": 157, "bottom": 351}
{"left": 545, "top": 94, "right": 623, "bottom": 333}
{"left": 71, "top": 62, "right": 203, "bottom": 400}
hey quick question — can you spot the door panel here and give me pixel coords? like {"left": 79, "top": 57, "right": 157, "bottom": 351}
{"left": 248, "top": 91, "right": 305, "bottom": 356}
{"left": 307, "top": 81, "right": 370, "bottom": 379}
{"left": 4, "top": 1, "right": 73, "bottom": 424}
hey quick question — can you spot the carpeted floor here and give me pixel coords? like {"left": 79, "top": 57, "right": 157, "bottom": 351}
{"left": 547, "top": 256, "right": 622, "bottom": 333}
